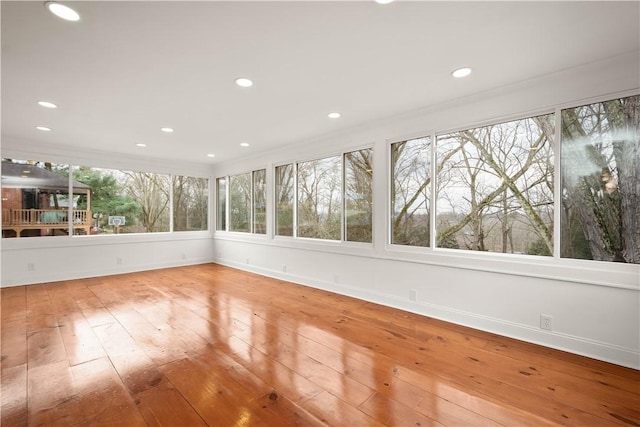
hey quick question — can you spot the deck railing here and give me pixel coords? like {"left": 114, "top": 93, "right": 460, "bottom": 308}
{"left": 2, "top": 209, "right": 92, "bottom": 237}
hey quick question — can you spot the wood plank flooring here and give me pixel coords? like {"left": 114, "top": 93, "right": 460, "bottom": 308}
{"left": 1, "top": 263, "right": 639, "bottom": 426}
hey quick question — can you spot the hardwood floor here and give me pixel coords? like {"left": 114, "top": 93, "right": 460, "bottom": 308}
{"left": 1, "top": 263, "right": 638, "bottom": 426}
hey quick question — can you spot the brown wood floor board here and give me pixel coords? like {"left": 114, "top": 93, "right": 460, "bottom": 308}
{"left": 1, "top": 263, "right": 638, "bottom": 427}
{"left": 1, "top": 363, "right": 27, "bottom": 426}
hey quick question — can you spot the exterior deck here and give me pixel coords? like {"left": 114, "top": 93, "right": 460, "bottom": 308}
{"left": 2, "top": 209, "right": 91, "bottom": 237}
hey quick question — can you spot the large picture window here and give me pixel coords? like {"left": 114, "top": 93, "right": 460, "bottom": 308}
{"left": 2, "top": 160, "right": 209, "bottom": 238}
{"left": 436, "top": 114, "right": 554, "bottom": 255}
{"left": 561, "top": 95, "right": 639, "bottom": 263}
{"left": 73, "top": 167, "right": 170, "bottom": 234}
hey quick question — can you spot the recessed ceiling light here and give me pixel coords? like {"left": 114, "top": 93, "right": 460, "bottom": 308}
{"left": 37, "top": 101, "right": 58, "bottom": 108}
{"left": 45, "top": 2, "right": 80, "bottom": 21}
{"left": 136, "top": 143, "right": 147, "bottom": 147}
{"left": 160, "top": 127, "right": 174, "bottom": 133}
{"left": 207, "top": 154, "right": 216, "bottom": 158}
{"left": 235, "top": 78, "right": 253, "bottom": 88}
{"left": 328, "top": 112, "right": 341, "bottom": 119}
{"left": 375, "top": 0, "right": 395, "bottom": 4}
{"left": 36, "top": 126, "right": 51, "bottom": 131}
{"left": 240, "top": 142, "right": 250, "bottom": 147}
{"left": 451, "top": 67, "right": 472, "bottom": 78}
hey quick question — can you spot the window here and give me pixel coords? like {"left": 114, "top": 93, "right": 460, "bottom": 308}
{"left": 73, "top": 166, "right": 170, "bottom": 234}
{"left": 391, "top": 137, "right": 431, "bottom": 246}
{"left": 2, "top": 159, "right": 209, "bottom": 237}
{"left": 297, "top": 156, "right": 342, "bottom": 240}
{"left": 275, "top": 164, "right": 295, "bottom": 236}
{"left": 561, "top": 95, "right": 639, "bottom": 263}
{"left": 1, "top": 161, "right": 206, "bottom": 238}
{"left": 1, "top": 159, "right": 73, "bottom": 238}
{"left": 436, "top": 114, "right": 555, "bottom": 254}
{"left": 216, "top": 177, "right": 227, "bottom": 231}
{"left": 173, "top": 175, "right": 208, "bottom": 231}
{"left": 229, "top": 172, "right": 251, "bottom": 232}
{"left": 344, "top": 149, "right": 373, "bottom": 243}
{"left": 277, "top": 149, "right": 373, "bottom": 242}
{"left": 253, "top": 169, "right": 267, "bottom": 234}
{"left": 218, "top": 169, "right": 266, "bottom": 234}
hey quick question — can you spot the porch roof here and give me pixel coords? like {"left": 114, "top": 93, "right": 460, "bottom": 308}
{"left": 1, "top": 163, "right": 90, "bottom": 193}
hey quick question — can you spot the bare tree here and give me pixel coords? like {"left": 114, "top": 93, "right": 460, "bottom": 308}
{"left": 345, "top": 149, "right": 373, "bottom": 242}
{"left": 391, "top": 138, "right": 431, "bottom": 246}
{"left": 561, "top": 95, "right": 639, "bottom": 263}
{"left": 276, "top": 164, "right": 295, "bottom": 236}
{"left": 124, "top": 172, "right": 170, "bottom": 232}
{"left": 297, "top": 157, "right": 341, "bottom": 240}
{"left": 436, "top": 114, "right": 554, "bottom": 254}
{"left": 229, "top": 173, "right": 252, "bottom": 232}
{"left": 174, "top": 175, "right": 208, "bottom": 231}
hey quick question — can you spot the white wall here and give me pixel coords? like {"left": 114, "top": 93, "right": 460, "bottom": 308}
{"left": 212, "top": 52, "right": 640, "bottom": 369}
{"left": 0, "top": 143, "right": 215, "bottom": 286}
{"left": 1, "top": 234, "right": 213, "bottom": 285}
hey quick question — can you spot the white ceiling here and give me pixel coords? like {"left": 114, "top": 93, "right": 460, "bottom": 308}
{"left": 2, "top": 1, "right": 639, "bottom": 165}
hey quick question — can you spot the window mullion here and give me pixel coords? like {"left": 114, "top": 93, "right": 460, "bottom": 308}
{"left": 293, "top": 163, "right": 298, "bottom": 238}
{"left": 250, "top": 171, "right": 255, "bottom": 234}
{"left": 430, "top": 132, "right": 437, "bottom": 250}
{"left": 553, "top": 107, "right": 562, "bottom": 259}
{"left": 68, "top": 164, "right": 74, "bottom": 237}
{"left": 341, "top": 153, "right": 346, "bottom": 242}
{"left": 169, "top": 174, "right": 174, "bottom": 233}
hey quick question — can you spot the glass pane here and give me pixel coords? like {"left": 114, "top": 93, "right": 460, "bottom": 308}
{"left": 436, "top": 114, "right": 554, "bottom": 254}
{"left": 121, "top": 171, "right": 170, "bottom": 233}
{"left": 391, "top": 137, "right": 430, "bottom": 246}
{"left": 297, "top": 156, "right": 342, "bottom": 240}
{"left": 73, "top": 167, "right": 170, "bottom": 234}
{"left": 216, "top": 177, "right": 226, "bottom": 231}
{"left": 345, "top": 149, "right": 373, "bottom": 243}
{"left": 275, "top": 164, "right": 294, "bottom": 236}
{"left": 1, "top": 159, "right": 72, "bottom": 238}
{"left": 253, "top": 169, "right": 266, "bottom": 234}
{"left": 561, "top": 95, "right": 639, "bottom": 263}
{"left": 229, "top": 172, "right": 251, "bottom": 232}
{"left": 173, "top": 176, "right": 208, "bottom": 231}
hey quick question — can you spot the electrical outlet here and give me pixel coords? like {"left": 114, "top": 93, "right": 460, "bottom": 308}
{"left": 116, "top": 257, "right": 123, "bottom": 265}
{"left": 540, "top": 314, "right": 553, "bottom": 331}
{"left": 246, "top": 258, "right": 250, "bottom": 265}
{"left": 282, "top": 264, "right": 287, "bottom": 272}
{"left": 181, "top": 252, "right": 187, "bottom": 260}
{"left": 409, "top": 289, "right": 417, "bottom": 301}
{"left": 27, "top": 263, "right": 35, "bottom": 271}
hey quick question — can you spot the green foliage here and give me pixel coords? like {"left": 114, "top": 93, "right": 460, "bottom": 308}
{"left": 438, "top": 232, "right": 460, "bottom": 249}
{"left": 526, "top": 238, "right": 552, "bottom": 256}
{"left": 74, "top": 167, "right": 141, "bottom": 227}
